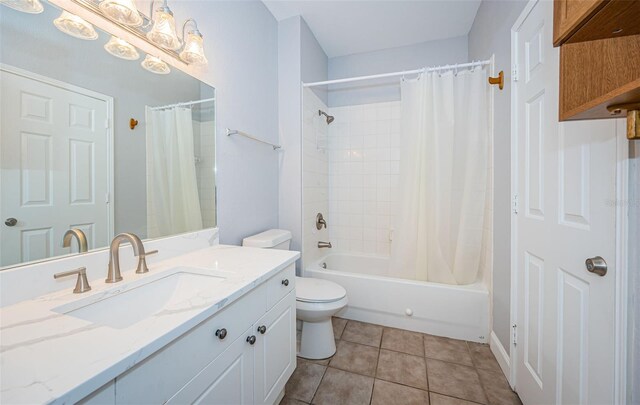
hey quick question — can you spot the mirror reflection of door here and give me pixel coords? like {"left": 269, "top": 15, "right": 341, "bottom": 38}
{"left": 0, "top": 68, "right": 112, "bottom": 267}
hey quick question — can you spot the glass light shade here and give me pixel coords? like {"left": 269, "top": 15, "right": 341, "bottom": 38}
{"left": 53, "top": 11, "right": 98, "bottom": 40}
{"left": 99, "top": 0, "right": 142, "bottom": 27}
{"left": 146, "top": 8, "right": 180, "bottom": 50}
{"left": 179, "top": 31, "right": 208, "bottom": 66}
{"left": 141, "top": 55, "right": 170, "bottom": 75}
{"left": 0, "top": 0, "right": 43, "bottom": 13}
{"left": 104, "top": 36, "right": 139, "bottom": 60}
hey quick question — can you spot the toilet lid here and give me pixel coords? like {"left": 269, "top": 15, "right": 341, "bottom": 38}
{"left": 296, "top": 277, "right": 346, "bottom": 303}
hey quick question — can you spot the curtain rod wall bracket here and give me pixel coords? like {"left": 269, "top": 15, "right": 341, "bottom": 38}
{"left": 488, "top": 70, "right": 504, "bottom": 90}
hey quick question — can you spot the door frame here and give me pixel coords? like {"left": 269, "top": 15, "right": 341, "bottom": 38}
{"left": 0, "top": 63, "right": 116, "bottom": 254}
{"left": 508, "top": 1, "right": 630, "bottom": 402}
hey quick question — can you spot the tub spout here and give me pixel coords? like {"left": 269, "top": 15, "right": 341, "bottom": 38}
{"left": 318, "top": 241, "right": 332, "bottom": 249}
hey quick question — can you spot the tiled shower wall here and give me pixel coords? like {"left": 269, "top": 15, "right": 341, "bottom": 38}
{"left": 302, "top": 89, "right": 330, "bottom": 266}
{"left": 327, "top": 102, "right": 401, "bottom": 256}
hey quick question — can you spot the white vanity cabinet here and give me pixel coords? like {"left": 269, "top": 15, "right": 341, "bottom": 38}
{"left": 168, "top": 292, "right": 296, "bottom": 405}
{"left": 85, "top": 264, "right": 297, "bottom": 405}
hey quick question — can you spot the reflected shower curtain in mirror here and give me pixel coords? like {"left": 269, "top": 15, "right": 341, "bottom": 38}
{"left": 145, "top": 106, "right": 203, "bottom": 238}
{"left": 390, "top": 68, "right": 489, "bottom": 285}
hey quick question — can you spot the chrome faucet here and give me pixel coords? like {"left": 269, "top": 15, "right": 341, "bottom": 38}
{"left": 106, "top": 233, "right": 144, "bottom": 283}
{"left": 318, "top": 241, "right": 332, "bottom": 248}
{"left": 63, "top": 229, "right": 88, "bottom": 253}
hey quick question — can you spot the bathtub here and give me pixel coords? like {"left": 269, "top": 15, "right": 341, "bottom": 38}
{"left": 305, "top": 253, "right": 489, "bottom": 343}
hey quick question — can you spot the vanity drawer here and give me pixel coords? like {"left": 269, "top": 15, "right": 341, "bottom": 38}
{"left": 115, "top": 284, "right": 267, "bottom": 405}
{"left": 266, "top": 264, "right": 295, "bottom": 309}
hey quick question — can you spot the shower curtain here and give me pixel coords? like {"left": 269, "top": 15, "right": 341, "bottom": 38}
{"left": 390, "top": 68, "right": 489, "bottom": 285}
{"left": 145, "top": 106, "right": 203, "bottom": 238}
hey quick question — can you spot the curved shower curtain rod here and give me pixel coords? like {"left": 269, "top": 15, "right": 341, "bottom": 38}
{"left": 302, "top": 59, "right": 492, "bottom": 88}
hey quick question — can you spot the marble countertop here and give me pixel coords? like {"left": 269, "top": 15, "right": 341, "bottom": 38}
{"left": 0, "top": 245, "right": 299, "bottom": 405}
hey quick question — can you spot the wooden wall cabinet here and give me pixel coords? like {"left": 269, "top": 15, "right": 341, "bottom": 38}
{"left": 554, "top": 0, "right": 640, "bottom": 138}
{"left": 554, "top": 0, "right": 640, "bottom": 46}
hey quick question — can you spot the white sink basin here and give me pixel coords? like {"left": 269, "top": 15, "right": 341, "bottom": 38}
{"left": 53, "top": 268, "right": 227, "bottom": 329}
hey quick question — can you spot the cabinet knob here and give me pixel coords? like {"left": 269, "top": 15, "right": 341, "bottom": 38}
{"left": 257, "top": 325, "right": 267, "bottom": 334}
{"left": 281, "top": 279, "right": 289, "bottom": 286}
{"left": 215, "top": 328, "right": 228, "bottom": 340}
{"left": 246, "top": 335, "right": 257, "bottom": 345}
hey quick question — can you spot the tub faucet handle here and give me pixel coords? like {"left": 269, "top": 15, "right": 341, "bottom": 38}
{"left": 316, "top": 213, "right": 327, "bottom": 230}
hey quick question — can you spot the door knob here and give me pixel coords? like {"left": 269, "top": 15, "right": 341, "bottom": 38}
{"left": 585, "top": 256, "right": 607, "bottom": 276}
{"left": 4, "top": 218, "right": 17, "bottom": 227}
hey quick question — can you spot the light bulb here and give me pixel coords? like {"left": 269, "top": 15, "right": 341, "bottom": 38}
{"left": 104, "top": 36, "right": 139, "bottom": 60}
{"left": 53, "top": 11, "right": 98, "bottom": 40}
{"left": 141, "top": 55, "right": 170, "bottom": 75}
{"left": 179, "top": 30, "right": 208, "bottom": 66}
{"left": 146, "top": 5, "right": 180, "bottom": 50}
{"left": 99, "top": 0, "right": 142, "bottom": 27}
{"left": 0, "top": 0, "right": 43, "bottom": 13}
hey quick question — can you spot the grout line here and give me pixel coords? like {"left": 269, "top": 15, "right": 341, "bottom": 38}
{"left": 308, "top": 360, "right": 330, "bottom": 405}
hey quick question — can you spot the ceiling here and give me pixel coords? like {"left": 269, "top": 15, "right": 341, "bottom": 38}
{"left": 262, "top": 0, "right": 482, "bottom": 58}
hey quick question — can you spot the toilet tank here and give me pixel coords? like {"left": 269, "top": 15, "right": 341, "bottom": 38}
{"left": 242, "top": 229, "right": 292, "bottom": 250}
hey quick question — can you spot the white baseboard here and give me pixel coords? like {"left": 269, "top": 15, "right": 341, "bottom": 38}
{"left": 490, "top": 331, "right": 512, "bottom": 387}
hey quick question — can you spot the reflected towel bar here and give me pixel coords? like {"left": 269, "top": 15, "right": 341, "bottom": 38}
{"left": 227, "top": 128, "right": 282, "bottom": 150}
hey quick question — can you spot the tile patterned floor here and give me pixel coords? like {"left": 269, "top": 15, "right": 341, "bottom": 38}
{"left": 284, "top": 318, "right": 521, "bottom": 405}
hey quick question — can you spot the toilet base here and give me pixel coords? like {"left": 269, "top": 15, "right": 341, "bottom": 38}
{"left": 298, "top": 319, "right": 336, "bottom": 360}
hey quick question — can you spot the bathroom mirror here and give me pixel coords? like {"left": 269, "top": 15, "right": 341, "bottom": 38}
{"left": 0, "top": 1, "right": 217, "bottom": 269}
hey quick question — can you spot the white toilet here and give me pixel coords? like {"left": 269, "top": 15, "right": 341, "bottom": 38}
{"left": 242, "top": 229, "right": 348, "bottom": 360}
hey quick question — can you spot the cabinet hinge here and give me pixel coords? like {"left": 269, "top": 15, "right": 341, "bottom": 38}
{"left": 512, "top": 193, "right": 519, "bottom": 214}
{"left": 512, "top": 324, "right": 518, "bottom": 346}
{"left": 105, "top": 192, "right": 110, "bottom": 204}
{"left": 105, "top": 118, "right": 110, "bottom": 129}
{"left": 512, "top": 64, "right": 519, "bottom": 82}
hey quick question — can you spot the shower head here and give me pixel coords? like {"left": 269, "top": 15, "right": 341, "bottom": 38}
{"left": 319, "top": 110, "right": 334, "bottom": 124}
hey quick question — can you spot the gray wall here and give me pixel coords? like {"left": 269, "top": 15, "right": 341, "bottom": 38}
{"left": 629, "top": 143, "right": 639, "bottom": 403}
{"left": 327, "top": 36, "right": 468, "bottom": 107}
{"left": 0, "top": 4, "right": 204, "bottom": 239}
{"left": 170, "top": 1, "right": 280, "bottom": 246}
{"left": 278, "top": 16, "right": 328, "bottom": 265}
{"left": 468, "top": 0, "right": 528, "bottom": 354}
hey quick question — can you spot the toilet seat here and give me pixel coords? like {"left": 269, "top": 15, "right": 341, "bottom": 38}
{"left": 296, "top": 277, "right": 346, "bottom": 303}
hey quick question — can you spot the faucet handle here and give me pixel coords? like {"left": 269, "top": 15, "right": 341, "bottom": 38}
{"left": 136, "top": 249, "right": 158, "bottom": 274}
{"left": 54, "top": 267, "right": 92, "bottom": 294}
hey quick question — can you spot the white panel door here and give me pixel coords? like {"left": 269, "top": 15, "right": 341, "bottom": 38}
{"left": 167, "top": 327, "right": 255, "bottom": 405}
{"left": 0, "top": 69, "right": 110, "bottom": 266}
{"left": 254, "top": 292, "right": 296, "bottom": 405}
{"left": 513, "top": 1, "right": 619, "bottom": 404}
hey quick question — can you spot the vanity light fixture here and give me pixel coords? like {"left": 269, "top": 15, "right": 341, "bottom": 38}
{"left": 147, "top": 0, "right": 181, "bottom": 51}
{"left": 53, "top": 10, "right": 98, "bottom": 40}
{"left": 179, "top": 19, "right": 208, "bottom": 66}
{"left": 141, "top": 54, "right": 170, "bottom": 75}
{"left": 99, "top": 0, "right": 142, "bottom": 27}
{"left": 0, "top": 0, "right": 43, "bottom": 13}
{"left": 104, "top": 35, "right": 139, "bottom": 60}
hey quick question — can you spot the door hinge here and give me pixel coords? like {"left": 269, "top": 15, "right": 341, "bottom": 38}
{"left": 512, "top": 64, "right": 519, "bottom": 82}
{"left": 512, "top": 324, "right": 518, "bottom": 346}
{"left": 512, "top": 193, "right": 519, "bottom": 214}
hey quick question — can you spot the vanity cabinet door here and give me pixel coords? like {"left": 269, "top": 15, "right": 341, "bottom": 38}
{"left": 166, "top": 328, "right": 255, "bottom": 405}
{"left": 254, "top": 291, "right": 296, "bottom": 405}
